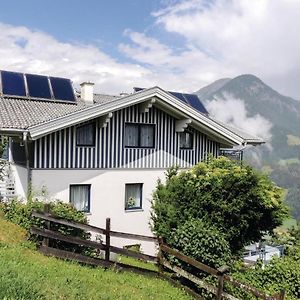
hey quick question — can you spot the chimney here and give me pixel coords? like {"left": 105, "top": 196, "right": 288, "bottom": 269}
{"left": 80, "top": 82, "right": 94, "bottom": 104}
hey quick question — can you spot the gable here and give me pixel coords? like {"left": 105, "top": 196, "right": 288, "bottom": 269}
{"left": 33, "top": 104, "right": 219, "bottom": 169}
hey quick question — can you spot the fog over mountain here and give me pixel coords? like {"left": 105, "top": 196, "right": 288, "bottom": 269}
{"left": 196, "top": 74, "right": 300, "bottom": 164}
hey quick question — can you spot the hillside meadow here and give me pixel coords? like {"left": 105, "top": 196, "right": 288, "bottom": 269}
{"left": 0, "top": 214, "right": 191, "bottom": 300}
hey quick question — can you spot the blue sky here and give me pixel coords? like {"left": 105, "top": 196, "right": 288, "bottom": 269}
{"left": 0, "top": 1, "right": 158, "bottom": 48}
{"left": 0, "top": 1, "right": 171, "bottom": 63}
{"left": 0, "top": 0, "right": 299, "bottom": 99}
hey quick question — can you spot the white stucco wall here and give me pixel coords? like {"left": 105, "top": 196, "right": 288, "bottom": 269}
{"left": 31, "top": 169, "right": 167, "bottom": 255}
{"left": 11, "top": 164, "right": 28, "bottom": 199}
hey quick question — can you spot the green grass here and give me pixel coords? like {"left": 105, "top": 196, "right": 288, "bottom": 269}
{"left": 0, "top": 216, "right": 191, "bottom": 300}
{"left": 117, "top": 255, "right": 158, "bottom": 272}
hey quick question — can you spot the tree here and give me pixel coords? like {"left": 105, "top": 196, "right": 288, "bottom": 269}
{"left": 151, "top": 156, "right": 288, "bottom": 254}
{"left": 285, "top": 185, "right": 300, "bottom": 220}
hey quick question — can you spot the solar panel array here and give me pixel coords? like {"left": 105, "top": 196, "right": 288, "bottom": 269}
{"left": 0, "top": 70, "right": 76, "bottom": 102}
{"left": 133, "top": 87, "right": 208, "bottom": 114}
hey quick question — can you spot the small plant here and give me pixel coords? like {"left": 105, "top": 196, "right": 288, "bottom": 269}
{"left": 127, "top": 196, "right": 136, "bottom": 208}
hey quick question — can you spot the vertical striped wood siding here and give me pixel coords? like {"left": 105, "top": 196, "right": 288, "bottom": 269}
{"left": 33, "top": 105, "right": 219, "bottom": 169}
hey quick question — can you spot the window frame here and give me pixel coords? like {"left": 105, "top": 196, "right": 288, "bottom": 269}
{"left": 179, "top": 130, "right": 194, "bottom": 150}
{"left": 76, "top": 122, "right": 96, "bottom": 147}
{"left": 124, "top": 122, "right": 155, "bottom": 149}
{"left": 69, "top": 184, "right": 91, "bottom": 213}
{"left": 124, "top": 183, "right": 143, "bottom": 211}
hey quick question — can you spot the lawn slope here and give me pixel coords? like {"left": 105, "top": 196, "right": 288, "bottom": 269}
{"left": 0, "top": 215, "right": 191, "bottom": 300}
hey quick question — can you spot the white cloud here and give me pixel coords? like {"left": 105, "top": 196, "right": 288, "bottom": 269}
{"left": 0, "top": 23, "right": 153, "bottom": 94}
{"left": 120, "top": 0, "right": 300, "bottom": 98}
{"left": 1, "top": 1, "right": 300, "bottom": 99}
{"left": 205, "top": 93, "right": 273, "bottom": 141}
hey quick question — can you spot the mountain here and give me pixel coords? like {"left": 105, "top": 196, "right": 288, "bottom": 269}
{"left": 196, "top": 78, "right": 231, "bottom": 100}
{"left": 195, "top": 74, "right": 300, "bottom": 163}
{"left": 196, "top": 74, "right": 300, "bottom": 220}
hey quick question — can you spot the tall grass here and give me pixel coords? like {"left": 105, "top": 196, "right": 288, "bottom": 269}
{"left": 0, "top": 215, "right": 191, "bottom": 300}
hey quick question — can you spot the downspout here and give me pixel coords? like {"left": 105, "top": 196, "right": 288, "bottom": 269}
{"left": 240, "top": 141, "right": 247, "bottom": 166}
{"left": 23, "top": 132, "right": 32, "bottom": 199}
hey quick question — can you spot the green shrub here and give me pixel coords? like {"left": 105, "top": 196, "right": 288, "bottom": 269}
{"left": 152, "top": 157, "right": 288, "bottom": 254}
{"left": 0, "top": 199, "right": 44, "bottom": 230}
{"left": 0, "top": 199, "right": 91, "bottom": 253}
{"left": 172, "top": 219, "right": 231, "bottom": 269}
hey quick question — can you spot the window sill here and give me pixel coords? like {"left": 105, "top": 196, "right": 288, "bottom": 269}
{"left": 125, "top": 208, "right": 144, "bottom": 213}
{"left": 124, "top": 146, "right": 155, "bottom": 149}
{"left": 76, "top": 145, "right": 96, "bottom": 148}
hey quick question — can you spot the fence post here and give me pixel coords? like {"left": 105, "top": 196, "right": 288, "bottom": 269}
{"left": 216, "top": 265, "right": 229, "bottom": 300}
{"left": 105, "top": 218, "right": 111, "bottom": 261}
{"left": 42, "top": 203, "right": 51, "bottom": 247}
{"left": 157, "top": 237, "right": 164, "bottom": 274}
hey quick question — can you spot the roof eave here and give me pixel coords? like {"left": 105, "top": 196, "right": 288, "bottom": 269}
{"left": 0, "top": 128, "right": 29, "bottom": 136}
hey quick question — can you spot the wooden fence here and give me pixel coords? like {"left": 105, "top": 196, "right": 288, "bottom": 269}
{"left": 31, "top": 207, "right": 285, "bottom": 300}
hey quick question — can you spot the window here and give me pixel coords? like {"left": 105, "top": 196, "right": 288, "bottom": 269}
{"left": 125, "top": 183, "right": 143, "bottom": 210}
{"left": 70, "top": 184, "right": 91, "bottom": 212}
{"left": 124, "top": 123, "right": 155, "bottom": 148}
{"left": 76, "top": 123, "right": 95, "bottom": 146}
{"left": 180, "top": 131, "right": 193, "bottom": 149}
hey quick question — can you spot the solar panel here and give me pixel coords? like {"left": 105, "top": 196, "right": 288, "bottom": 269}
{"left": 1, "top": 71, "right": 26, "bottom": 97}
{"left": 50, "top": 77, "right": 75, "bottom": 102}
{"left": 133, "top": 87, "right": 144, "bottom": 92}
{"left": 169, "top": 91, "right": 188, "bottom": 103}
{"left": 26, "top": 74, "right": 52, "bottom": 99}
{"left": 183, "top": 93, "right": 208, "bottom": 114}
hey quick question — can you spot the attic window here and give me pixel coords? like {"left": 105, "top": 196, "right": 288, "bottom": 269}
{"left": 124, "top": 123, "right": 155, "bottom": 148}
{"left": 179, "top": 131, "right": 193, "bottom": 149}
{"left": 76, "top": 123, "right": 95, "bottom": 146}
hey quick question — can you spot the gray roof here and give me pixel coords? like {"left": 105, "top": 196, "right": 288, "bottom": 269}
{"left": 0, "top": 97, "right": 86, "bottom": 129}
{"left": 0, "top": 91, "right": 264, "bottom": 146}
{"left": 0, "top": 93, "right": 120, "bottom": 130}
{"left": 93, "top": 93, "right": 120, "bottom": 104}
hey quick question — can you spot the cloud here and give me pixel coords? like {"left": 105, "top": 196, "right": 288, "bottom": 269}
{"left": 2, "top": 1, "right": 300, "bottom": 99}
{"left": 120, "top": 0, "right": 300, "bottom": 99}
{"left": 0, "top": 23, "right": 153, "bottom": 94}
{"left": 205, "top": 93, "right": 273, "bottom": 141}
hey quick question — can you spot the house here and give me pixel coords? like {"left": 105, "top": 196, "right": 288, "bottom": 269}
{"left": 243, "top": 243, "right": 284, "bottom": 265}
{"left": 0, "top": 70, "right": 263, "bottom": 253}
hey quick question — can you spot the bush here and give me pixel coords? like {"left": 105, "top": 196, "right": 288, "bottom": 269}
{"left": 0, "top": 199, "right": 44, "bottom": 230}
{"left": 151, "top": 157, "right": 288, "bottom": 254}
{"left": 172, "top": 219, "right": 231, "bottom": 269}
{"left": 0, "top": 199, "right": 91, "bottom": 253}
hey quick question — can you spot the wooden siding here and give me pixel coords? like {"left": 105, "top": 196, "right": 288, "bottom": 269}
{"left": 33, "top": 105, "right": 219, "bottom": 169}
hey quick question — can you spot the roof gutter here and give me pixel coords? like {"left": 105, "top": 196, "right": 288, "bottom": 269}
{"left": 0, "top": 128, "right": 29, "bottom": 136}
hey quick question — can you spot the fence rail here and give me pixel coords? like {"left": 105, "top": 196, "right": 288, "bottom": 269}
{"left": 158, "top": 238, "right": 285, "bottom": 300}
{"left": 31, "top": 206, "right": 285, "bottom": 300}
